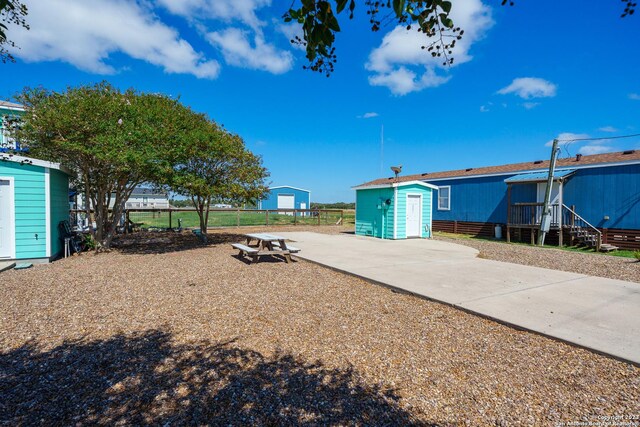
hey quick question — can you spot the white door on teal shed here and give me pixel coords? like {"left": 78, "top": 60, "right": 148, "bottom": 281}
{"left": 0, "top": 178, "right": 16, "bottom": 259}
{"left": 406, "top": 194, "right": 422, "bottom": 237}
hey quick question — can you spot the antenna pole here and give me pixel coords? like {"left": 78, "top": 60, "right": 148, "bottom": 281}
{"left": 380, "top": 124, "right": 384, "bottom": 175}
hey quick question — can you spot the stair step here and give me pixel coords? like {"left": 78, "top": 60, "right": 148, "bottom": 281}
{"left": 599, "top": 244, "right": 619, "bottom": 252}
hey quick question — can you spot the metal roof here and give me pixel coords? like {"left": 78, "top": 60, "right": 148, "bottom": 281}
{"left": 0, "top": 100, "right": 25, "bottom": 110}
{"left": 504, "top": 169, "right": 576, "bottom": 183}
{"left": 352, "top": 180, "right": 438, "bottom": 191}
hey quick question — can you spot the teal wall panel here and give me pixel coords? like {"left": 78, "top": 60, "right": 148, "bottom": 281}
{"left": 0, "top": 160, "right": 69, "bottom": 260}
{"left": 50, "top": 169, "right": 70, "bottom": 257}
{"left": 356, "top": 184, "right": 433, "bottom": 239}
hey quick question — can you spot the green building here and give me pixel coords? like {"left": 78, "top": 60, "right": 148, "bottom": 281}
{"left": 0, "top": 155, "right": 71, "bottom": 262}
{"left": 353, "top": 180, "right": 437, "bottom": 239}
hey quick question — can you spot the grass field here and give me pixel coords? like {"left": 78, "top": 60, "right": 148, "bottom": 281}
{"left": 434, "top": 231, "right": 639, "bottom": 259}
{"left": 128, "top": 209, "right": 355, "bottom": 229}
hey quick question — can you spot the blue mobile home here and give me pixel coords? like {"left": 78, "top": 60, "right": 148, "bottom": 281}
{"left": 353, "top": 180, "right": 437, "bottom": 239}
{"left": 258, "top": 186, "right": 311, "bottom": 211}
{"left": 358, "top": 151, "right": 640, "bottom": 250}
{"left": 0, "top": 155, "right": 71, "bottom": 262}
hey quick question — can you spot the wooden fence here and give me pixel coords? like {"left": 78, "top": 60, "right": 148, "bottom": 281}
{"left": 70, "top": 208, "right": 345, "bottom": 231}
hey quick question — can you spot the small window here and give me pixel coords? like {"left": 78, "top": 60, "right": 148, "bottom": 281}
{"left": 438, "top": 186, "right": 451, "bottom": 210}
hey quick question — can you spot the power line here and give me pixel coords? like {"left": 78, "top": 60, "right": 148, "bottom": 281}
{"left": 557, "top": 133, "right": 640, "bottom": 143}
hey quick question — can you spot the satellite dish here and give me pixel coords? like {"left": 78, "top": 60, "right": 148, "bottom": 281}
{"left": 390, "top": 165, "right": 402, "bottom": 179}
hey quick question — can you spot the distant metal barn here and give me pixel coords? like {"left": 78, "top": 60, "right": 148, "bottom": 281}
{"left": 258, "top": 186, "right": 311, "bottom": 212}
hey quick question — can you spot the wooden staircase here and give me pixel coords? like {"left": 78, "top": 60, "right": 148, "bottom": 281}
{"left": 563, "top": 204, "right": 618, "bottom": 252}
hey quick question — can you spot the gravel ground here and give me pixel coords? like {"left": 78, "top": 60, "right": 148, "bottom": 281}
{"left": 434, "top": 234, "right": 640, "bottom": 283}
{"left": 1, "top": 230, "right": 638, "bottom": 425}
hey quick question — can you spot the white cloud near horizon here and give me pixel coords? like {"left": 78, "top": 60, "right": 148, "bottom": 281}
{"left": 207, "top": 28, "right": 293, "bottom": 74}
{"left": 357, "top": 112, "right": 379, "bottom": 119}
{"left": 498, "top": 77, "right": 557, "bottom": 99}
{"left": 629, "top": 93, "right": 640, "bottom": 100}
{"left": 366, "top": 0, "right": 494, "bottom": 95}
{"left": 547, "top": 132, "right": 614, "bottom": 155}
{"left": 8, "top": 0, "right": 220, "bottom": 78}
{"left": 546, "top": 132, "right": 589, "bottom": 147}
{"left": 578, "top": 144, "right": 612, "bottom": 155}
{"left": 598, "top": 126, "right": 618, "bottom": 133}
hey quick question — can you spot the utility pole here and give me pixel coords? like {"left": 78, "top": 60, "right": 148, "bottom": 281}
{"left": 538, "top": 138, "right": 559, "bottom": 246}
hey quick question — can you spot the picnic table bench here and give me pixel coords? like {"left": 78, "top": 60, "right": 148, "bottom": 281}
{"left": 232, "top": 233, "right": 300, "bottom": 263}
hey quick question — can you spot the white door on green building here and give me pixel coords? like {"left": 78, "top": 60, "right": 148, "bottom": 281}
{"left": 406, "top": 194, "right": 422, "bottom": 238}
{"left": 0, "top": 178, "right": 15, "bottom": 259}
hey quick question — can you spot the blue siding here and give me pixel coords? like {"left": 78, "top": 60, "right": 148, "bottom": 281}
{"left": 259, "top": 186, "right": 310, "bottom": 210}
{"left": 563, "top": 164, "right": 640, "bottom": 229}
{"left": 428, "top": 175, "right": 509, "bottom": 223}
{"left": 425, "top": 164, "right": 640, "bottom": 230}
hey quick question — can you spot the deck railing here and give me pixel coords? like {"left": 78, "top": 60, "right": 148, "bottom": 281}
{"left": 562, "top": 204, "right": 602, "bottom": 250}
{"left": 508, "top": 203, "right": 560, "bottom": 227}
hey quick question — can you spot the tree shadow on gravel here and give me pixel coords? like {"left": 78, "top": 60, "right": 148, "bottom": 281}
{"left": 111, "top": 231, "right": 247, "bottom": 255}
{"left": 0, "top": 330, "right": 435, "bottom": 426}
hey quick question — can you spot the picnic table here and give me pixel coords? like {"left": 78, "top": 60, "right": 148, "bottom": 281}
{"left": 231, "top": 233, "right": 300, "bottom": 264}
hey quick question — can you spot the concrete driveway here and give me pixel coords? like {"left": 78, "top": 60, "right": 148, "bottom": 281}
{"left": 278, "top": 232, "right": 640, "bottom": 365}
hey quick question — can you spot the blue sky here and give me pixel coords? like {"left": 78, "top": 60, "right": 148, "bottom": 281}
{"left": 2, "top": 0, "right": 639, "bottom": 202}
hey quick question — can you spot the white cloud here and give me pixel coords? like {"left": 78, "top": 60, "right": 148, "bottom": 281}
{"left": 357, "top": 112, "right": 379, "bottom": 119}
{"left": 522, "top": 102, "right": 540, "bottom": 110}
{"left": 629, "top": 93, "right": 640, "bottom": 100}
{"left": 8, "top": 0, "right": 219, "bottom": 78}
{"left": 579, "top": 144, "right": 612, "bottom": 155}
{"left": 157, "top": 0, "right": 271, "bottom": 30}
{"left": 207, "top": 28, "right": 293, "bottom": 74}
{"left": 546, "top": 132, "right": 589, "bottom": 147}
{"left": 366, "top": 0, "right": 493, "bottom": 95}
{"left": 498, "top": 77, "right": 557, "bottom": 99}
{"left": 368, "top": 66, "right": 451, "bottom": 95}
{"left": 479, "top": 105, "right": 490, "bottom": 113}
{"left": 277, "top": 22, "right": 305, "bottom": 51}
{"left": 598, "top": 126, "right": 618, "bottom": 133}
{"left": 11, "top": 0, "right": 220, "bottom": 78}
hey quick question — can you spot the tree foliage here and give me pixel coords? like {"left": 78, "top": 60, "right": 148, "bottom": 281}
{"left": 169, "top": 122, "right": 268, "bottom": 240}
{"left": 14, "top": 82, "right": 209, "bottom": 249}
{"left": 0, "top": 0, "right": 28, "bottom": 63}
{"left": 284, "top": 0, "right": 636, "bottom": 76}
{"left": 14, "top": 82, "right": 269, "bottom": 247}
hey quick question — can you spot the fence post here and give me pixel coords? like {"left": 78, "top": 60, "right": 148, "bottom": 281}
{"left": 341, "top": 210, "right": 344, "bottom": 225}
{"left": 453, "top": 220, "right": 458, "bottom": 234}
{"left": 266, "top": 210, "right": 269, "bottom": 226}
{"left": 125, "top": 210, "right": 130, "bottom": 234}
{"left": 318, "top": 210, "right": 321, "bottom": 226}
{"left": 169, "top": 209, "right": 172, "bottom": 230}
{"left": 236, "top": 209, "right": 240, "bottom": 227}
{"left": 294, "top": 209, "right": 297, "bottom": 225}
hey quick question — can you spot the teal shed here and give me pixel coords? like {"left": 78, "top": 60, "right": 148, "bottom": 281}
{"left": 353, "top": 180, "right": 437, "bottom": 239}
{"left": 0, "top": 155, "right": 71, "bottom": 262}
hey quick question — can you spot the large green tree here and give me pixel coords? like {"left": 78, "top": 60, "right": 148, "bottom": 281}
{"left": 14, "top": 82, "right": 203, "bottom": 249}
{"left": 285, "top": 0, "right": 636, "bottom": 76}
{"left": 1, "top": 0, "right": 28, "bottom": 63}
{"left": 170, "top": 122, "right": 268, "bottom": 241}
